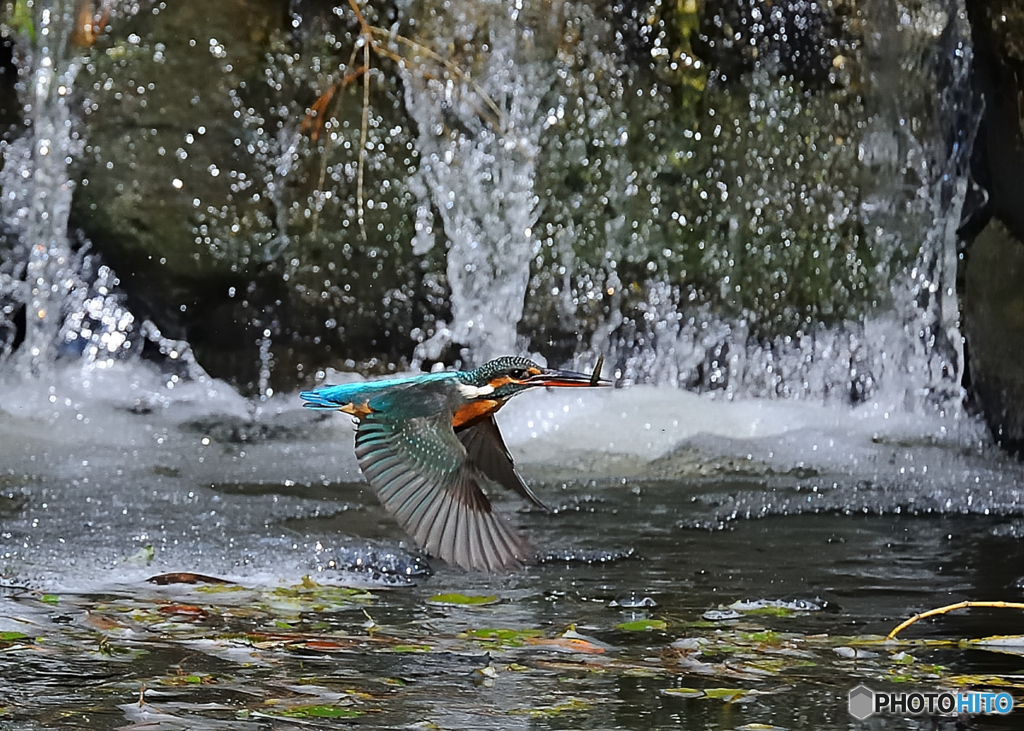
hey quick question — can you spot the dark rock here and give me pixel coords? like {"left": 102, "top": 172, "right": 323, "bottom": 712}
{"left": 692, "top": 0, "right": 849, "bottom": 86}
{"left": 963, "top": 221, "right": 1024, "bottom": 452}
{"left": 71, "top": 0, "right": 443, "bottom": 392}
{"left": 966, "top": 0, "right": 1024, "bottom": 241}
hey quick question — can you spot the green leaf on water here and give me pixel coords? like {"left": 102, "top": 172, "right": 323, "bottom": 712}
{"left": 277, "top": 705, "right": 364, "bottom": 719}
{"left": 273, "top": 584, "right": 373, "bottom": 598}
{"left": 462, "top": 627, "right": 543, "bottom": 646}
{"left": 0, "top": 632, "right": 28, "bottom": 641}
{"left": 743, "top": 606, "right": 795, "bottom": 617}
{"left": 194, "top": 584, "right": 248, "bottom": 593}
{"left": 40, "top": 594, "right": 59, "bottom": 606}
{"left": 427, "top": 593, "right": 499, "bottom": 607}
{"left": 661, "top": 687, "right": 760, "bottom": 702}
{"left": 509, "top": 697, "right": 592, "bottom": 716}
{"left": 391, "top": 644, "right": 432, "bottom": 653}
{"left": 615, "top": 618, "right": 667, "bottom": 631}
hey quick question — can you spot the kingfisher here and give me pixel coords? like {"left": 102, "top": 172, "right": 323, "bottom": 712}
{"left": 301, "top": 355, "right": 610, "bottom": 572}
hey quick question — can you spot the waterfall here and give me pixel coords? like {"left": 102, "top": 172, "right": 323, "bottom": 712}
{"left": 402, "top": 0, "right": 548, "bottom": 366}
{"left": 0, "top": 3, "right": 199, "bottom": 391}
{"left": 0, "top": 0, "right": 980, "bottom": 415}
{"left": 0, "top": 2, "right": 82, "bottom": 375}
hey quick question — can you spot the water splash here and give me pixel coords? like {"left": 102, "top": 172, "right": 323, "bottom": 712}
{"left": 403, "top": 0, "right": 549, "bottom": 366}
{"left": 0, "top": 3, "right": 82, "bottom": 376}
{"left": 579, "top": 8, "right": 976, "bottom": 413}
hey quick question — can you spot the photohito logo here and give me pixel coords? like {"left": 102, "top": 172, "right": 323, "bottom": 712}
{"left": 848, "top": 685, "right": 1013, "bottom": 719}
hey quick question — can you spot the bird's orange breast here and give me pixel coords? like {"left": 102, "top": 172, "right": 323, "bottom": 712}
{"left": 452, "top": 399, "right": 501, "bottom": 429}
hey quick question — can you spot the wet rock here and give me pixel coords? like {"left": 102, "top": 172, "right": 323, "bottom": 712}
{"left": 963, "top": 221, "right": 1024, "bottom": 452}
{"left": 71, "top": 0, "right": 442, "bottom": 392}
{"left": 693, "top": 0, "right": 849, "bottom": 87}
{"left": 0, "top": 36, "right": 21, "bottom": 140}
{"left": 0, "top": 0, "right": 972, "bottom": 409}
{"left": 966, "top": 0, "right": 1024, "bottom": 242}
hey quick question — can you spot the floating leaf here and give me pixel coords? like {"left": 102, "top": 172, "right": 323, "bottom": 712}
{"left": 967, "top": 635, "right": 1024, "bottom": 656}
{"left": 158, "top": 604, "right": 210, "bottom": 620}
{"left": 391, "top": 644, "right": 432, "bottom": 653}
{"left": 944, "top": 674, "right": 1024, "bottom": 688}
{"left": 661, "top": 687, "right": 705, "bottom": 699}
{"left": 461, "top": 627, "right": 543, "bottom": 647}
{"left": 728, "top": 599, "right": 822, "bottom": 614}
{"left": 615, "top": 618, "right": 667, "bottom": 632}
{"left": 162, "top": 673, "right": 218, "bottom": 686}
{"left": 703, "top": 609, "right": 743, "bottom": 621}
{"left": 671, "top": 637, "right": 711, "bottom": 651}
{"left": 661, "top": 687, "right": 765, "bottom": 703}
{"left": 277, "top": 705, "right": 364, "bottom": 719}
{"left": 427, "top": 593, "right": 499, "bottom": 607}
{"left": 744, "top": 606, "right": 796, "bottom": 617}
{"left": 509, "top": 697, "right": 592, "bottom": 716}
{"left": 0, "top": 632, "right": 31, "bottom": 650}
{"left": 524, "top": 637, "right": 607, "bottom": 654}
{"left": 147, "top": 572, "right": 232, "bottom": 585}
{"left": 40, "top": 594, "right": 59, "bottom": 606}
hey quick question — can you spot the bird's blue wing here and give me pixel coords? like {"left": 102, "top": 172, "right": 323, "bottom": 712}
{"left": 300, "top": 372, "right": 449, "bottom": 410}
{"left": 300, "top": 377, "right": 414, "bottom": 410}
{"left": 354, "top": 389, "right": 533, "bottom": 571}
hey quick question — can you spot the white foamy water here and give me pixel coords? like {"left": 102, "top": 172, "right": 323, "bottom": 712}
{"left": 1, "top": 361, "right": 1020, "bottom": 590}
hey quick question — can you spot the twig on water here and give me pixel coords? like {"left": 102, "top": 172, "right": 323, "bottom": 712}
{"left": 887, "top": 600, "right": 1024, "bottom": 641}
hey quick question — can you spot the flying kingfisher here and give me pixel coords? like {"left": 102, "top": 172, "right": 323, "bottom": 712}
{"left": 301, "top": 355, "right": 610, "bottom": 572}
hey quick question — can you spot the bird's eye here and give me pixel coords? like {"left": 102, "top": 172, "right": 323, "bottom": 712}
{"left": 508, "top": 368, "right": 529, "bottom": 380}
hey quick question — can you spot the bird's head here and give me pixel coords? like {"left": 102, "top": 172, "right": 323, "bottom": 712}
{"left": 458, "top": 355, "right": 611, "bottom": 402}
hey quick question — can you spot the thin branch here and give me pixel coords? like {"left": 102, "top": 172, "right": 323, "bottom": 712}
{"left": 358, "top": 39, "right": 370, "bottom": 242}
{"left": 887, "top": 600, "right": 1024, "bottom": 641}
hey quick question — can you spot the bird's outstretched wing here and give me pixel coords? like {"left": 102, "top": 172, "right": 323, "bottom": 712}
{"left": 354, "top": 388, "right": 533, "bottom": 571}
{"left": 457, "top": 416, "right": 550, "bottom": 511}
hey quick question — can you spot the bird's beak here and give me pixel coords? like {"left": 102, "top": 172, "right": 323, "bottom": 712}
{"left": 527, "top": 366, "right": 612, "bottom": 388}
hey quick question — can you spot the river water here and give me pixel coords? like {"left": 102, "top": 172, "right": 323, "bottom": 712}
{"left": 2, "top": 364, "right": 1024, "bottom": 729}
{"left": 2, "top": 0, "right": 1024, "bottom": 728}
